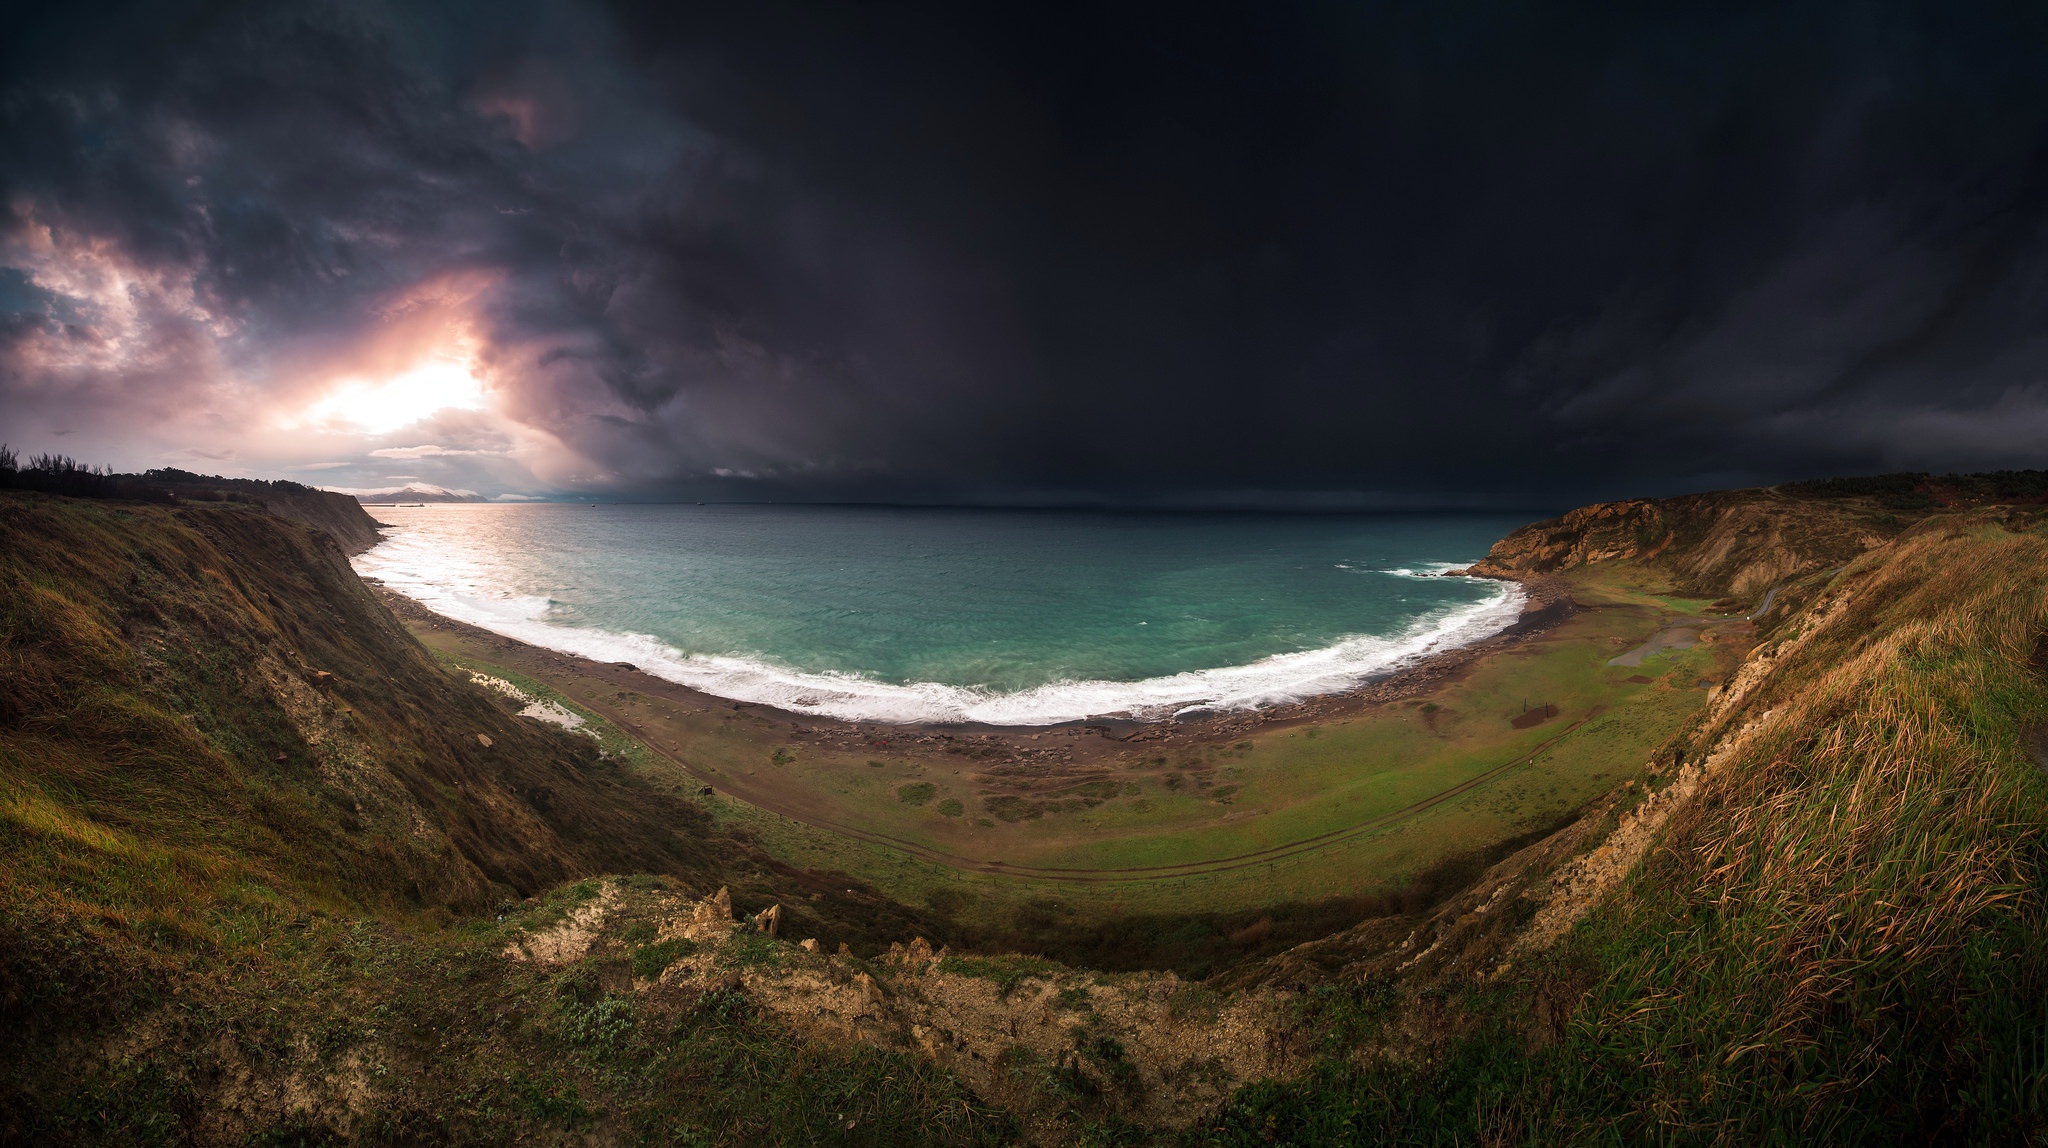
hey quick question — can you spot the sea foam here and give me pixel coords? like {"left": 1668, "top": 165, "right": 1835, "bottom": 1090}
{"left": 357, "top": 528, "right": 1524, "bottom": 726}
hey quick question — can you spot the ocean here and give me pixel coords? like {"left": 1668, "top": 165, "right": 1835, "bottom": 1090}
{"left": 352, "top": 504, "right": 1532, "bottom": 725}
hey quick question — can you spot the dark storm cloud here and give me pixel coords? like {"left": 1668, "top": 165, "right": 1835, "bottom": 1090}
{"left": 4, "top": 0, "right": 2048, "bottom": 501}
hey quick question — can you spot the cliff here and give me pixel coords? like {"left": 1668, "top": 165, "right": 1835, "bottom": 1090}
{"left": 1467, "top": 486, "right": 1905, "bottom": 597}
{"left": 0, "top": 492, "right": 943, "bottom": 1016}
{"left": 259, "top": 487, "right": 384, "bottom": 553}
{"left": 139, "top": 469, "right": 386, "bottom": 553}
{"left": 1468, "top": 471, "right": 2048, "bottom": 598}
{"left": 0, "top": 460, "right": 386, "bottom": 554}
{"left": 0, "top": 494, "right": 704, "bottom": 911}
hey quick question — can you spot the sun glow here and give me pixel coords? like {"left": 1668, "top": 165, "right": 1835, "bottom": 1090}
{"left": 299, "top": 356, "right": 487, "bottom": 435}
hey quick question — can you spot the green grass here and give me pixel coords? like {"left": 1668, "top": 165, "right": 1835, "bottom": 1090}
{"left": 631, "top": 936, "right": 698, "bottom": 978}
{"left": 10, "top": 487, "right": 2047, "bottom": 1141}
{"left": 645, "top": 592, "right": 1710, "bottom": 921}
{"left": 937, "top": 953, "right": 1067, "bottom": 998}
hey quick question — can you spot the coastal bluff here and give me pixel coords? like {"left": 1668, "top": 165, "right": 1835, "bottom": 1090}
{"left": 144, "top": 469, "right": 387, "bottom": 554}
{"left": 0, "top": 457, "right": 387, "bottom": 554}
{"left": 255, "top": 485, "right": 384, "bottom": 554}
{"left": 1458, "top": 476, "right": 1998, "bottom": 593}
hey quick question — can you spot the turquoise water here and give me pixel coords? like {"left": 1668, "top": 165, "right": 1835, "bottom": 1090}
{"left": 353, "top": 504, "right": 1529, "bottom": 724}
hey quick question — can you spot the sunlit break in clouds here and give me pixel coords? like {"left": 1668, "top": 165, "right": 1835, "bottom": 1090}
{"left": 6, "top": 1, "right": 2048, "bottom": 503}
{"left": 292, "top": 354, "right": 488, "bottom": 437}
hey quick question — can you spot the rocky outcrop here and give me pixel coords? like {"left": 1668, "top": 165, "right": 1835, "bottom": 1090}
{"left": 1467, "top": 487, "right": 1903, "bottom": 598}
{"left": 1466, "top": 499, "right": 1671, "bottom": 578}
{"left": 584, "top": 882, "right": 1290, "bottom": 1137}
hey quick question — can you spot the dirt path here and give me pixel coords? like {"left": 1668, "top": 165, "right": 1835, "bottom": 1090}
{"left": 1609, "top": 584, "right": 1778, "bottom": 668}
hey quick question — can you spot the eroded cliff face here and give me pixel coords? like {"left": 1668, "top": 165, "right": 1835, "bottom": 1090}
{"left": 1467, "top": 488, "right": 1902, "bottom": 598}
{"left": 1466, "top": 499, "right": 1671, "bottom": 577}
{"left": 258, "top": 487, "right": 383, "bottom": 554}
{"left": 150, "top": 473, "right": 386, "bottom": 554}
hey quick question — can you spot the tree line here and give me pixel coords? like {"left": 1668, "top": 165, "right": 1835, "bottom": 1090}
{"left": 0, "top": 446, "right": 322, "bottom": 504}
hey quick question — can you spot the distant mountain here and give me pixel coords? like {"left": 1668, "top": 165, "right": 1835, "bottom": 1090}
{"left": 332, "top": 481, "right": 484, "bottom": 504}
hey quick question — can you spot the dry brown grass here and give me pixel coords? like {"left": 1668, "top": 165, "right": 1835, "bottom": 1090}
{"left": 1199, "top": 513, "right": 2048, "bottom": 1144}
{"left": 1559, "top": 514, "right": 2048, "bottom": 1137}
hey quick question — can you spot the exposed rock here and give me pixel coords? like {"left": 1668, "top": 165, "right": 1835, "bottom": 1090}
{"left": 853, "top": 971, "right": 884, "bottom": 1008}
{"left": 475, "top": 733, "right": 493, "bottom": 748}
{"left": 651, "top": 885, "right": 745, "bottom": 946}
{"left": 883, "top": 936, "right": 946, "bottom": 973}
{"left": 756, "top": 903, "right": 783, "bottom": 937}
{"left": 502, "top": 884, "right": 618, "bottom": 965}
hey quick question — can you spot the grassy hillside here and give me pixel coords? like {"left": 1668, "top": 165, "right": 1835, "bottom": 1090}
{"left": 0, "top": 493, "right": 987, "bottom": 1142}
{"left": 1203, "top": 510, "right": 2048, "bottom": 1144}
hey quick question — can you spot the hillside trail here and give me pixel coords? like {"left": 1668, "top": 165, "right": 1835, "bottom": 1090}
{"left": 1610, "top": 584, "right": 1778, "bottom": 668}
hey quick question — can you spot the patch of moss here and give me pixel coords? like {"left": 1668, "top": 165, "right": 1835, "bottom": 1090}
{"left": 984, "top": 795, "right": 1045, "bottom": 822}
{"left": 629, "top": 937, "right": 697, "bottom": 979}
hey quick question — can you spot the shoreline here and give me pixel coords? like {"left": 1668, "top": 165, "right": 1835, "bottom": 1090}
{"left": 342, "top": 506, "right": 1720, "bottom": 897}
{"left": 373, "top": 573, "right": 1576, "bottom": 755}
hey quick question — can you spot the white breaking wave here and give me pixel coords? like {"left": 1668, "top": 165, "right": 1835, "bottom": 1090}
{"left": 357, "top": 533, "right": 1522, "bottom": 726}
{"left": 1375, "top": 561, "right": 1472, "bottom": 579}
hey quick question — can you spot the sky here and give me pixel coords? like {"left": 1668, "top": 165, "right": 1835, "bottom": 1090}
{"left": 4, "top": 0, "right": 2048, "bottom": 506}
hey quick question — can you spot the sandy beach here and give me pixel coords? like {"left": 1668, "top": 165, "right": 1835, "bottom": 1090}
{"left": 374, "top": 576, "right": 1582, "bottom": 860}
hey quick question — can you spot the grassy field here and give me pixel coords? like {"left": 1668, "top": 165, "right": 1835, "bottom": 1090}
{"left": 416, "top": 563, "right": 1743, "bottom": 945}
